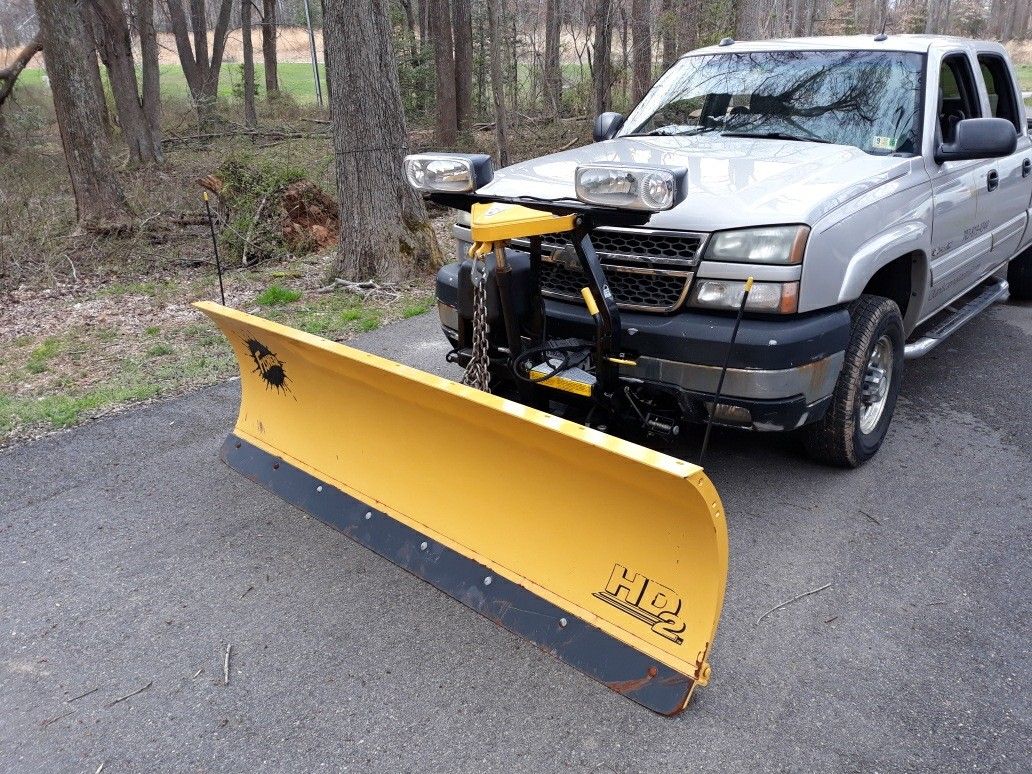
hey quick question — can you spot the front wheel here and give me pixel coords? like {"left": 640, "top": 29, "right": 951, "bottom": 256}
{"left": 803, "top": 295, "right": 904, "bottom": 467}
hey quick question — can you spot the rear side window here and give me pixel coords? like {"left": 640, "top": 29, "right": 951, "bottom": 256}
{"left": 938, "top": 54, "right": 981, "bottom": 143}
{"left": 978, "top": 54, "right": 1021, "bottom": 133}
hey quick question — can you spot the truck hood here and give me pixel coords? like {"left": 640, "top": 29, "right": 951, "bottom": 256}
{"left": 478, "top": 135, "right": 912, "bottom": 232}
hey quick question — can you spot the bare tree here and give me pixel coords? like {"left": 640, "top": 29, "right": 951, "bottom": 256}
{"left": 452, "top": 0, "right": 473, "bottom": 132}
{"left": 323, "top": 0, "right": 441, "bottom": 282}
{"left": 630, "top": 0, "right": 651, "bottom": 105}
{"left": 660, "top": 0, "right": 677, "bottom": 70}
{"left": 429, "top": 0, "right": 457, "bottom": 144}
{"left": 36, "top": 0, "right": 129, "bottom": 226}
{"left": 0, "top": 34, "right": 41, "bottom": 152}
{"left": 91, "top": 0, "right": 163, "bottom": 164}
{"left": 486, "top": 0, "right": 509, "bottom": 165}
{"left": 241, "top": 0, "right": 257, "bottom": 127}
{"left": 138, "top": 0, "right": 161, "bottom": 137}
{"left": 542, "top": 0, "right": 561, "bottom": 116}
{"left": 736, "top": 0, "right": 762, "bottom": 39}
{"left": 166, "top": 0, "right": 235, "bottom": 127}
{"left": 592, "top": 0, "right": 615, "bottom": 115}
{"left": 261, "top": 0, "right": 279, "bottom": 97}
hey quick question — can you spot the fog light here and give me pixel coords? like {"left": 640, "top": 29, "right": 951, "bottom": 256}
{"left": 705, "top": 402, "right": 752, "bottom": 426}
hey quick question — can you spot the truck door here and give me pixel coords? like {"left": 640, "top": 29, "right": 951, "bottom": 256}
{"left": 975, "top": 52, "right": 1032, "bottom": 265}
{"left": 926, "top": 53, "right": 992, "bottom": 311}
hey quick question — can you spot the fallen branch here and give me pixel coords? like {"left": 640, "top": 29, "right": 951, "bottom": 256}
{"left": 241, "top": 196, "right": 268, "bottom": 267}
{"left": 66, "top": 686, "right": 99, "bottom": 703}
{"left": 40, "top": 709, "right": 75, "bottom": 728}
{"left": 0, "top": 35, "right": 42, "bottom": 107}
{"left": 106, "top": 681, "right": 153, "bottom": 707}
{"left": 756, "top": 583, "right": 833, "bottom": 625}
{"left": 223, "top": 644, "right": 232, "bottom": 686}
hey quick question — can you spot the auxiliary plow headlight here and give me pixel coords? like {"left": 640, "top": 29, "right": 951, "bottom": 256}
{"left": 574, "top": 164, "right": 686, "bottom": 211}
{"left": 403, "top": 153, "right": 494, "bottom": 193}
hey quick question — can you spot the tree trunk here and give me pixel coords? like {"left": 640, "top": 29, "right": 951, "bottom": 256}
{"left": 592, "top": 0, "right": 614, "bottom": 115}
{"left": 486, "top": 0, "right": 508, "bottom": 166}
{"left": 321, "top": 0, "right": 333, "bottom": 102}
{"left": 166, "top": 0, "right": 234, "bottom": 127}
{"left": 91, "top": 0, "right": 162, "bottom": 164}
{"left": 660, "top": 0, "right": 677, "bottom": 70}
{"left": 630, "top": 0, "right": 651, "bottom": 105}
{"left": 323, "top": 0, "right": 441, "bottom": 282}
{"left": 429, "top": 0, "right": 457, "bottom": 145}
{"left": 261, "top": 0, "right": 279, "bottom": 96}
{"left": 242, "top": 0, "right": 257, "bottom": 127}
{"left": 736, "top": 0, "right": 763, "bottom": 39}
{"left": 82, "top": 6, "right": 113, "bottom": 135}
{"left": 542, "top": 0, "right": 561, "bottom": 116}
{"left": 138, "top": 0, "right": 161, "bottom": 137}
{"left": 36, "top": 0, "right": 129, "bottom": 227}
{"left": 452, "top": 0, "right": 473, "bottom": 132}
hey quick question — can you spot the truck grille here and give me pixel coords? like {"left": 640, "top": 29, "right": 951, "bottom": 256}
{"left": 510, "top": 228, "right": 704, "bottom": 313}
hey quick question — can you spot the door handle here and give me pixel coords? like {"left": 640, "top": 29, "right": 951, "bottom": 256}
{"left": 987, "top": 169, "right": 999, "bottom": 192}
{"left": 1023, "top": 159, "right": 1031, "bottom": 178}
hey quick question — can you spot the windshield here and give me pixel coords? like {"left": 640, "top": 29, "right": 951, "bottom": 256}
{"left": 620, "top": 50, "right": 924, "bottom": 155}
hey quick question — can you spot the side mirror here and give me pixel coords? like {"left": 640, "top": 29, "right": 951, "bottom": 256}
{"left": 593, "top": 112, "right": 625, "bottom": 142}
{"left": 935, "top": 117, "right": 1017, "bottom": 164}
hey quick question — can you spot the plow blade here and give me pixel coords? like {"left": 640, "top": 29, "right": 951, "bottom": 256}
{"left": 196, "top": 302, "right": 728, "bottom": 715}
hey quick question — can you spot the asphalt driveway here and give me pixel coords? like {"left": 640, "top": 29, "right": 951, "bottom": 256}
{"left": 1, "top": 300, "right": 1029, "bottom": 772}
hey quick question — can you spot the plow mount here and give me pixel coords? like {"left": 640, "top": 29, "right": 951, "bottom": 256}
{"left": 197, "top": 299, "right": 728, "bottom": 715}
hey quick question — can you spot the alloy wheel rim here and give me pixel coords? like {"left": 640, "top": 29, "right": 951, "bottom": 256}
{"left": 858, "top": 334, "right": 893, "bottom": 435}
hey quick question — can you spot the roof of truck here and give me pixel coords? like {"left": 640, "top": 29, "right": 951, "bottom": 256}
{"left": 687, "top": 34, "right": 1006, "bottom": 57}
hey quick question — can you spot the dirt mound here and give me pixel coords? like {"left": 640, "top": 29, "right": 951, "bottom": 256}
{"left": 279, "top": 180, "right": 339, "bottom": 251}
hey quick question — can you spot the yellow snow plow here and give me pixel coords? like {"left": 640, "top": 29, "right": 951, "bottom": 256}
{"left": 197, "top": 161, "right": 730, "bottom": 715}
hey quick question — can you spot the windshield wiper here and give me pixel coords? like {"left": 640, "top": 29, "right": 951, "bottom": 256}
{"left": 721, "top": 131, "right": 833, "bottom": 144}
{"left": 623, "top": 126, "right": 714, "bottom": 138}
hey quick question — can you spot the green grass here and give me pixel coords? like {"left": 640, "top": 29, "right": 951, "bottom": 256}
{"left": 401, "top": 296, "right": 434, "bottom": 319}
{"left": 26, "top": 338, "right": 63, "bottom": 375}
{"left": 144, "top": 326, "right": 161, "bottom": 336}
{"left": 146, "top": 343, "right": 174, "bottom": 358}
{"left": 1015, "top": 64, "right": 1031, "bottom": 91}
{"left": 257, "top": 284, "right": 302, "bottom": 306}
{"left": 15, "top": 62, "right": 328, "bottom": 105}
{"left": 0, "top": 384, "right": 160, "bottom": 435}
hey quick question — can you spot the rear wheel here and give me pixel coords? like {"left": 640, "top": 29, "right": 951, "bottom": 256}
{"left": 1007, "top": 245, "right": 1032, "bottom": 300}
{"left": 803, "top": 295, "right": 904, "bottom": 467}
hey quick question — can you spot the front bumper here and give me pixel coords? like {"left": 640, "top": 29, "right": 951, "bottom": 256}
{"left": 437, "top": 259, "right": 850, "bottom": 432}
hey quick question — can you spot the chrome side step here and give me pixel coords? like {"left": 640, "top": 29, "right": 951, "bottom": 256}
{"left": 904, "top": 277, "right": 1010, "bottom": 359}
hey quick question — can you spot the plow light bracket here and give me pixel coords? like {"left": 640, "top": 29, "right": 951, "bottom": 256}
{"left": 468, "top": 202, "right": 577, "bottom": 243}
{"left": 404, "top": 153, "right": 494, "bottom": 193}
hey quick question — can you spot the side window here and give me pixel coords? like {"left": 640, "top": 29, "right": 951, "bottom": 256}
{"left": 977, "top": 54, "right": 1021, "bottom": 133}
{"left": 938, "top": 55, "right": 981, "bottom": 143}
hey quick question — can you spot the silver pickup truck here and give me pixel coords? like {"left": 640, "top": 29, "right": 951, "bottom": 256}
{"left": 432, "top": 34, "right": 1032, "bottom": 466}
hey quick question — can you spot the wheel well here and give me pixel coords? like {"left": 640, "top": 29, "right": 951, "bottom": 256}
{"left": 861, "top": 253, "right": 915, "bottom": 317}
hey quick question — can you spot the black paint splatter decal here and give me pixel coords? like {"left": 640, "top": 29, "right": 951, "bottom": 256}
{"left": 245, "top": 337, "right": 292, "bottom": 394}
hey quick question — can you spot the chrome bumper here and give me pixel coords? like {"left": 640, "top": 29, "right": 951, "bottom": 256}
{"left": 619, "top": 352, "right": 845, "bottom": 405}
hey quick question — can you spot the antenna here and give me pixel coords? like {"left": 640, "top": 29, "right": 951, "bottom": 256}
{"left": 203, "top": 191, "right": 226, "bottom": 306}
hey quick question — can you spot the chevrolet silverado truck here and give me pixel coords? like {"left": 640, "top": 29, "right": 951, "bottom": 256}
{"left": 432, "top": 34, "right": 1032, "bottom": 466}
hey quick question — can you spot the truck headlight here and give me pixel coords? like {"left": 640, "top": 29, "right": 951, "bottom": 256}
{"left": 403, "top": 153, "right": 494, "bottom": 193}
{"left": 689, "top": 279, "right": 799, "bottom": 314}
{"left": 706, "top": 226, "right": 808, "bottom": 265}
{"left": 574, "top": 164, "right": 685, "bottom": 211}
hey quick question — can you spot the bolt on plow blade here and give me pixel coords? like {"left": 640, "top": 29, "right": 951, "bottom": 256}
{"left": 196, "top": 302, "right": 728, "bottom": 715}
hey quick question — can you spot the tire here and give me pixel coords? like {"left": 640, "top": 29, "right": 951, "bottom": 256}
{"left": 1007, "top": 245, "right": 1032, "bottom": 301}
{"left": 803, "top": 295, "right": 904, "bottom": 468}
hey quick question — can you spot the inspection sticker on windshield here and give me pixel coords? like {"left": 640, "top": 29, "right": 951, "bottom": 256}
{"left": 872, "top": 136, "right": 898, "bottom": 151}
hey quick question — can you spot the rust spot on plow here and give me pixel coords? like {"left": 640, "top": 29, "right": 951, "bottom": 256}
{"left": 608, "top": 666, "right": 659, "bottom": 694}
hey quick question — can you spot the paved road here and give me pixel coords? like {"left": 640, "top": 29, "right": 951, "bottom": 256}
{"left": 2, "top": 300, "right": 1029, "bottom": 772}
